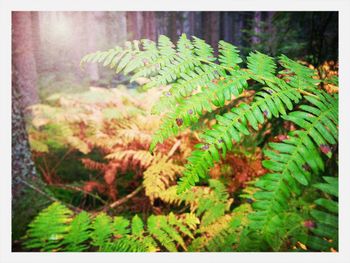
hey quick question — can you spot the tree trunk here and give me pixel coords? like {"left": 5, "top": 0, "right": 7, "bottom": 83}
{"left": 12, "top": 12, "right": 40, "bottom": 242}
{"left": 12, "top": 12, "right": 39, "bottom": 110}
{"left": 252, "top": 11, "right": 262, "bottom": 46}
{"left": 233, "top": 13, "right": 244, "bottom": 47}
{"left": 142, "top": 12, "right": 156, "bottom": 41}
{"left": 183, "top": 12, "right": 195, "bottom": 37}
{"left": 168, "top": 12, "right": 178, "bottom": 43}
{"left": 202, "top": 12, "right": 220, "bottom": 54}
{"left": 127, "top": 12, "right": 143, "bottom": 40}
{"left": 267, "top": 12, "right": 277, "bottom": 56}
{"left": 193, "top": 12, "right": 203, "bottom": 39}
{"left": 222, "top": 12, "right": 234, "bottom": 43}
{"left": 155, "top": 12, "right": 167, "bottom": 37}
{"left": 30, "top": 12, "right": 42, "bottom": 74}
{"left": 85, "top": 12, "right": 100, "bottom": 83}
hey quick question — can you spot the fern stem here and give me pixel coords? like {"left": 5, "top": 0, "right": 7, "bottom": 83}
{"left": 197, "top": 64, "right": 319, "bottom": 100}
{"left": 166, "top": 140, "right": 181, "bottom": 161}
{"left": 297, "top": 89, "right": 319, "bottom": 98}
{"left": 198, "top": 58, "right": 233, "bottom": 71}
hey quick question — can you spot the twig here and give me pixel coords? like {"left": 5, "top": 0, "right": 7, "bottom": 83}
{"left": 52, "top": 183, "right": 108, "bottom": 205}
{"left": 50, "top": 148, "right": 74, "bottom": 176}
{"left": 17, "top": 177, "right": 82, "bottom": 213}
{"left": 103, "top": 139, "right": 181, "bottom": 211}
{"left": 107, "top": 185, "right": 143, "bottom": 210}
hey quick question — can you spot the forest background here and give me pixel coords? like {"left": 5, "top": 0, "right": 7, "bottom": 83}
{"left": 11, "top": 11, "right": 339, "bottom": 252}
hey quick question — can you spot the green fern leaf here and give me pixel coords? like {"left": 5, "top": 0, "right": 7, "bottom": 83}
{"left": 177, "top": 84, "right": 302, "bottom": 193}
{"left": 23, "top": 202, "right": 72, "bottom": 251}
{"left": 90, "top": 213, "right": 113, "bottom": 251}
{"left": 63, "top": 211, "right": 91, "bottom": 252}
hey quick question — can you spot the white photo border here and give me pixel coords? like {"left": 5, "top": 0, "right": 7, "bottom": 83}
{"left": 1, "top": 1, "right": 349, "bottom": 263}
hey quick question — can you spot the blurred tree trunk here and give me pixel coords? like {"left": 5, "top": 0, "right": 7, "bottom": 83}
{"left": 30, "top": 12, "right": 42, "bottom": 73}
{"left": 115, "top": 12, "right": 127, "bottom": 44}
{"left": 168, "top": 12, "right": 178, "bottom": 43}
{"left": 233, "top": 13, "right": 244, "bottom": 47}
{"left": 12, "top": 12, "right": 39, "bottom": 109}
{"left": 105, "top": 11, "right": 127, "bottom": 46}
{"left": 267, "top": 12, "right": 277, "bottom": 55}
{"left": 85, "top": 12, "right": 100, "bottom": 83}
{"left": 202, "top": 12, "right": 220, "bottom": 53}
{"left": 252, "top": 11, "right": 262, "bottom": 45}
{"left": 142, "top": 12, "right": 156, "bottom": 41}
{"left": 222, "top": 12, "right": 234, "bottom": 43}
{"left": 193, "top": 12, "right": 203, "bottom": 39}
{"left": 183, "top": 12, "right": 195, "bottom": 37}
{"left": 308, "top": 12, "right": 334, "bottom": 66}
{"left": 12, "top": 12, "right": 40, "bottom": 237}
{"left": 155, "top": 12, "right": 167, "bottom": 36}
{"left": 127, "top": 12, "right": 143, "bottom": 40}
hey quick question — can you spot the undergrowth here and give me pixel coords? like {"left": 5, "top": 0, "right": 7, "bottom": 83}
{"left": 22, "top": 34, "right": 338, "bottom": 252}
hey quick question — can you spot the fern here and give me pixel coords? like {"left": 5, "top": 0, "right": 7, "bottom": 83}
{"left": 62, "top": 211, "right": 91, "bottom": 251}
{"left": 306, "top": 176, "right": 338, "bottom": 251}
{"left": 82, "top": 34, "right": 247, "bottom": 154}
{"left": 81, "top": 35, "right": 332, "bottom": 195}
{"left": 177, "top": 83, "right": 302, "bottom": 192}
{"left": 28, "top": 34, "right": 338, "bottom": 253}
{"left": 23, "top": 202, "right": 72, "bottom": 251}
{"left": 23, "top": 202, "right": 200, "bottom": 252}
{"left": 143, "top": 155, "right": 183, "bottom": 203}
{"left": 190, "top": 204, "right": 252, "bottom": 252}
{"left": 90, "top": 213, "right": 113, "bottom": 251}
{"left": 156, "top": 179, "right": 233, "bottom": 228}
{"left": 241, "top": 90, "right": 338, "bottom": 251}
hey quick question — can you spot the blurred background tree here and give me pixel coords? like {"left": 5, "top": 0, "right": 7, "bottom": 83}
{"left": 23, "top": 11, "right": 337, "bottom": 93}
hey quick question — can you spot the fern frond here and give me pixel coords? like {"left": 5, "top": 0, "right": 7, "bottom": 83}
{"left": 24, "top": 201, "right": 201, "bottom": 252}
{"left": 23, "top": 202, "right": 72, "bottom": 251}
{"left": 191, "top": 204, "right": 251, "bottom": 252}
{"left": 29, "top": 138, "right": 49, "bottom": 153}
{"left": 306, "top": 176, "right": 338, "bottom": 251}
{"left": 247, "top": 51, "right": 277, "bottom": 82}
{"left": 81, "top": 158, "right": 107, "bottom": 171}
{"left": 218, "top": 40, "right": 242, "bottom": 69}
{"left": 279, "top": 54, "right": 320, "bottom": 89}
{"left": 90, "top": 213, "right": 113, "bottom": 251}
{"left": 147, "top": 213, "right": 199, "bottom": 251}
{"left": 149, "top": 34, "right": 200, "bottom": 88}
{"left": 105, "top": 149, "right": 155, "bottom": 168}
{"left": 177, "top": 83, "right": 302, "bottom": 193}
{"left": 149, "top": 72, "right": 248, "bottom": 151}
{"left": 113, "top": 216, "right": 130, "bottom": 235}
{"left": 145, "top": 215, "right": 175, "bottom": 251}
{"left": 158, "top": 179, "right": 233, "bottom": 229}
{"left": 131, "top": 214, "right": 144, "bottom": 237}
{"left": 62, "top": 211, "right": 91, "bottom": 251}
{"left": 244, "top": 91, "right": 338, "bottom": 251}
{"left": 284, "top": 90, "right": 338, "bottom": 158}
{"left": 143, "top": 156, "right": 183, "bottom": 202}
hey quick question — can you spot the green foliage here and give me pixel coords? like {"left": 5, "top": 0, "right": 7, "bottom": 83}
{"left": 239, "top": 90, "right": 338, "bottom": 251}
{"left": 23, "top": 202, "right": 200, "bottom": 252}
{"left": 81, "top": 33, "right": 335, "bottom": 193}
{"left": 306, "top": 176, "right": 338, "bottom": 251}
{"left": 22, "top": 34, "right": 338, "bottom": 253}
{"left": 23, "top": 202, "right": 73, "bottom": 251}
{"left": 62, "top": 211, "right": 91, "bottom": 251}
